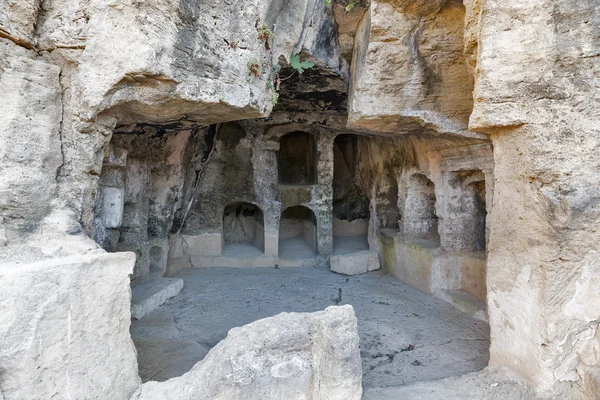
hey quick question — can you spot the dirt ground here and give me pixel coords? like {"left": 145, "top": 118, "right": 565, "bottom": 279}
{"left": 131, "top": 266, "right": 490, "bottom": 389}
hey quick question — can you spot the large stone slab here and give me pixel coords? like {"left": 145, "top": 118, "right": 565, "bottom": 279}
{"left": 130, "top": 305, "right": 362, "bottom": 400}
{"left": 131, "top": 278, "right": 184, "bottom": 320}
{"left": 0, "top": 251, "right": 140, "bottom": 400}
{"left": 330, "top": 250, "right": 380, "bottom": 276}
{"left": 102, "top": 186, "right": 125, "bottom": 228}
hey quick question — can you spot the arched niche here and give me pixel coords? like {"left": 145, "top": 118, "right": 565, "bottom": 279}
{"left": 278, "top": 131, "right": 317, "bottom": 185}
{"left": 404, "top": 173, "right": 439, "bottom": 241}
{"left": 222, "top": 202, "right": 265, "bottom": 256}
{"left": 332, "top": 134, "right": 370, "bottom": 254}
{"left": 278, "top": 205, "right": 318, "bottom": 259}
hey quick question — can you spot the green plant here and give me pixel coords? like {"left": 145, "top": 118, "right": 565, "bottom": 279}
{"left": 257, "top": 24, "right": 274, "bottom": 40}
{"left": 247, "top": 58, "right": 262, "bottom": 78}
{"left": 289, "top": 53, "right": 315, "bottom": 74}
{"left": 345, "top": 1, "right": 357, "bottom": 11}
{"left": 266, "top": 64, "right": 281, "bottom": 105}
{"left": 324, "top": 0, "right": 332, "bottom": 6}
{"left": 257, "top": 24, "right": 274, "bottom": 50}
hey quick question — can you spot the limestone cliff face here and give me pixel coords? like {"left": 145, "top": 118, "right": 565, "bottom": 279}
{"left": 1, "top": 0, "right": 351, "bottom": 242}
{"left": 348, "top": 0, "right": 477, "bottom": 137}
{"left": 1, "top": 0, "right": 600, "bottom": 399}
{"left": 471, "top": 1, "right": 600, "bottom": 397}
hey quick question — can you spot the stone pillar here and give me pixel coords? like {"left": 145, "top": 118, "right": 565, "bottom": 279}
{"left": 254, "top": 138, "right": 281, "bottom": 257}
{"left": 315, "top": 134, "right": 334, "bottom": 256}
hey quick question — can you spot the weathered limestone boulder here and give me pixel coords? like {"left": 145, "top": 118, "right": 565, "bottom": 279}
{"left": 0, "top": 251, "right": 140, "bottom": 400}
{"left": 130, "top": 305, "right": 362, "bottom": 400}
{"left": 330, "top": 250, "right": 380, "bottom": 276}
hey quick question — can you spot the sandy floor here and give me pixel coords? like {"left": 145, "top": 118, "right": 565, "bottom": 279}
{"left": 131, "top": 266, "right": 489, "bottom": 388}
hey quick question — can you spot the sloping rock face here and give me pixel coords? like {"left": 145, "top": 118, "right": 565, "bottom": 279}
{"left": 130, "top": 305, "right": 362, "bottom": 400}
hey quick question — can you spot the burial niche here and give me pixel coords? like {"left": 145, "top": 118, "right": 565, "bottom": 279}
{"left": 463, "top": 180, "right": 487, "bottom": 252}
{"left": 278, "top": 131, "right": 317, "bottom": 185}
{"left": 404, "top": 173, "right": 439, "bottom": 242}
{"left": 333, "top": 134, "right": 370, "bottom": 254}
{"left": 222, "top": 202, "right": 265, "bottom": 256}
{"left": 279, "top": 206, "right": 318, "bottom": 259}
{"left": 446, "top": 170, "right": 487, "bottom": 302}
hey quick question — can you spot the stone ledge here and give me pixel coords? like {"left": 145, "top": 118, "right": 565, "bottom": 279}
{"left": 131, "top": 278, "right": 184, "bottom": 320}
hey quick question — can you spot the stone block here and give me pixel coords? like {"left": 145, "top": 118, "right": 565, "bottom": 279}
{"left": 0, "top": 252, "right": 140, "bottom": 400}
{"left": 330, "top": 250, "right": 380, "bottom": 276}
{"left": 102, "top": 186, "right": 125, "bottom": 228}
{"left": 130, "top": 305, "right": 362, "bottom": 400}
{"left": 131, "top": 278, "right": 184, "bottom": 320}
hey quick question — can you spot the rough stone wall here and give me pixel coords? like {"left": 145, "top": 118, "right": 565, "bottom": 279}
{"left": 333, "top": 134, "right": 371, "bottom": 230}
{"left": 0, "top": 39, "right": 62, "bottom": 240}
{"left": 343, "top": 133, "right": 491, "bottom": 310}
{"left": 3, "top": 0, "right": 600, "bottom": 398}
{"left": 92, "top": 127, "right": 199, "bottom": 283}
{"left": 470, "top": 0, "right": 600, "bottom": 397}
{"left": 348, "top": 0, "right": 476, "bottom": 136}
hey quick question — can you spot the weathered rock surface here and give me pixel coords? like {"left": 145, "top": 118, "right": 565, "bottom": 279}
{"left": 131, "top": 277, "right": 184, "bottom": 320}
{"left": 130, "top": 305, "right": 362, "bottom": 400}
{"left": 0, "top": 0, "right": 39, "bottom": 46}
{"left": 0, "top": 252, "right": 140, "bottom": 400}
{"left": 348, "top": 0, "right": 479, "bottom": 138}
{"left": 0, "top": 39, "right": 62, "bottom": 239}
{"left": 470, "top": 1, "right": 600, "bottom": 398}
{"left": 330, "top": 250, "right": 380, "bottom": 275}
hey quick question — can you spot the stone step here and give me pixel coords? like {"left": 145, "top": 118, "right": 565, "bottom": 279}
{"left": 131, "top": 278, "right": 184, "bottom": 320}
{"left": 330, "top": 250, "right": 380, "bottom": 276}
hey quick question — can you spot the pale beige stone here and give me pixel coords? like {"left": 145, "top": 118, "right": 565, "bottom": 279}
{"left": 0, "top": 252, "right": 140, "bottom": 400}
{"left": 130, "top": 306, "right": 362, "bottom": 400}
{"left": 330, "top": 250, "right": 380, "bottom": 276}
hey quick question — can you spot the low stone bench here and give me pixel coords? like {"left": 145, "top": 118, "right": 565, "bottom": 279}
{"left": 330, "top": 250, "right": 380, "bottom": 276}
{"left": 131, "top": 278, "right": 184, "bottom": 320}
